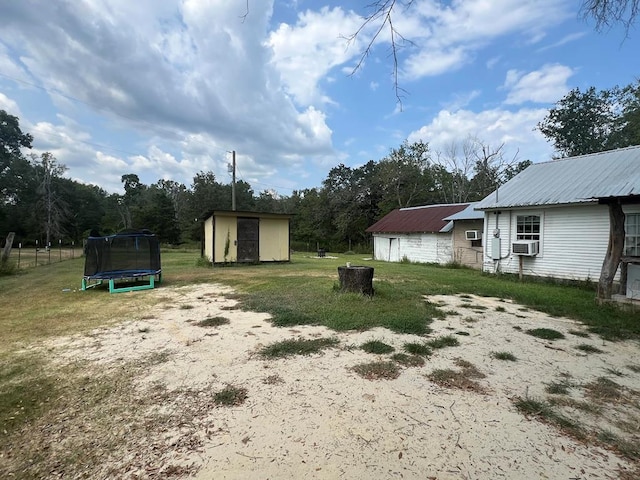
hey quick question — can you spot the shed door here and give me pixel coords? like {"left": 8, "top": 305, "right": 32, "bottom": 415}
{"left": 237, "top": 217, "right": 259, "bottom": 263}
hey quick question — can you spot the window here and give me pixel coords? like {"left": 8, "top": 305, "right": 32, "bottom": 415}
{"left": 516, "top": 215, "right": 540, "bottom": 241}
{"left": 625, "top": 213, "right": 640, "bottom": 257}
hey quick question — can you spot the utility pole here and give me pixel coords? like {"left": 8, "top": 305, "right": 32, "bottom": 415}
{"left": 231, "top": 150, "right": 236, "bottom": 211}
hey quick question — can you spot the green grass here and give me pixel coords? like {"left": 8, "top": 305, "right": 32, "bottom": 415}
{"left": 259, "top": 337, "right": 339, "bottom": 358}
{"left": 196, "top": 316, "right": 230, "bottom": 327}
{"left": 426, "top": 335, "right": 460, "bottom": 349}
{"left": 490, "top": 351, "right": 517, "bottom": 361}
{"left": 513, "top": 397, "right": 585, "bottom": 440}
{"left": 568, "top": 329, "right": 590, "bottom": 338}
{"left": 403, "top": 342, "right": 433, "bottom": 356}
{"left": 360, "top": 340, "right": 395, "bottom": 354}
{"left": 213, "top": 384, "right": 248, "bottom": 406}
{"left": 525, "top": 328, "right": 566, "bottom": 340}
{"left": 2, "top": 250, "right": 638, "bottom": 353}
{"left": 3, "top": 249, "right": 640, "bottom": 470}
{"left": 575, "top": 343, "right": 604, "bottom": 353}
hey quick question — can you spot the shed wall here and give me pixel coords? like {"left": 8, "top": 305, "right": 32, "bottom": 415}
{"left": 373, "top": 233, "right": 453, "bottom": 264}
{"left": 203, "top": 216, "right": 214, "bottom": 262}
{"left": 451, "top": 220, "right": 483, "bottom": 268}
{"left": 213, "top": 216, "right": 237, "bottom": 263}
{"left": 259, "top": 218, "right": 290, "bottom": 261}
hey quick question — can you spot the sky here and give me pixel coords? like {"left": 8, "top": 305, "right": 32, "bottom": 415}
{"left": 0, "top": 0, "right": 638, "bottom": 196}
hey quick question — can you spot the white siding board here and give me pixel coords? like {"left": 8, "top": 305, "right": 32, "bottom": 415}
{"left": 372, "top": 233, "right": 453, "bottom": 264}
{"left": 482, "top": 204, "right": 632, "bottom": 281}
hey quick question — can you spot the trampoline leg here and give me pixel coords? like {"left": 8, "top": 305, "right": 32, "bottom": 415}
{"left": 82, "top": 278, "right": 87, "bottom": 291}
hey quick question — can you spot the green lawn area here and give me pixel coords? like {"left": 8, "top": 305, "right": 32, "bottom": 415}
{"left": 0, "top": 248, "right": 637, "bottom": 353}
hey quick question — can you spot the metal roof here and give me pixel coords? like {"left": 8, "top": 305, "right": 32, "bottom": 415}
{"left": 443, "top": 202, "right": 484, "bottom": 221}
{"left": 475, "top": 145, "right": 640, "bottom": 210}
{"left": 366, "top": 203, "right": 469, "bottom": 234}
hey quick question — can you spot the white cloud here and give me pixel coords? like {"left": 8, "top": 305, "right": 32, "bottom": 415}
{"left": 0, "top": 92, "right": 21, "bottom": 116}
{"left": 408, "top": 107, "right": 553, "bottom": 163}
{"left": 397, "top": 0, "right": 572, "bottom": 81}
{"left": 537, "top": 31, "right": 588, "bottom": 51}
{"left": 504, "top": 64, "right": 574, "bottom": 104}
{"left": 443, "top": 89, "right": 481, "bottom": 111}
{"left": 267, "top": 6, "right": 366, "bottom": 106}
{"left": 0, "top": 0, "right": 334, "bottom": 188}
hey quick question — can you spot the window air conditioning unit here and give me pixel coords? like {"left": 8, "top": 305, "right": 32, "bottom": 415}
{"left": 512, "top": 240, "right": 539, "bottom": 256}
{"left": 465, "top": 230, "right": 482, "bottom": 241}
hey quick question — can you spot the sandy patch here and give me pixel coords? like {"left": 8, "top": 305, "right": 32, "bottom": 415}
{"left": 43, "top": 284, "right": 640, "bottom": 479}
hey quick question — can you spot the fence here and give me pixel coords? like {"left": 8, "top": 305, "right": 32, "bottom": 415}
{"left": 9, "top": 241, "right": 80, "bottom": 269}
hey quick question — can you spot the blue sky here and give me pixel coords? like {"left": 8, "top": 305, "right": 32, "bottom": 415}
{"left": 0, "top": 0, "right": 637, "bottom": 195}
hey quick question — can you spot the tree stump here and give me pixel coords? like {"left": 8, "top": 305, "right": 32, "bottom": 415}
{"left": 338, "top": 266, "right": 374, "bottom": 296}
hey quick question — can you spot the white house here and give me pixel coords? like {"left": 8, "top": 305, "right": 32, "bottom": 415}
{"left": 474, "top": 145, "right": 640, "bottom": 298}
{"left": 366, "top": 203, "right": 469, "bottom": 264}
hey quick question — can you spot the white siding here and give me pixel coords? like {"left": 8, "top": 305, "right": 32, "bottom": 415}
{"left": 482, "top": 204, "right": 640, "bottom": 281}
{"left": 373, "top": 233, "right": 453, "bottom": 264}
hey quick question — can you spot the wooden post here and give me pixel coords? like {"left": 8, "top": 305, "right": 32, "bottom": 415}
{"left": 518, "top": 255, "right": 523, "bottom": 281}
{"left": 338, "top": 266, "right": 374, "bottom": 296}
{"left": 597, "top": 201, "right": 625, "bottom": 301}
{"left": 1, "top": 232, "right": 15, "bottom": 263}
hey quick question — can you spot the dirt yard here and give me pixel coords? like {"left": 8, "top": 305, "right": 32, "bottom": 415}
{"left": 9, "top": 283, "right": 640, "bottom": 479}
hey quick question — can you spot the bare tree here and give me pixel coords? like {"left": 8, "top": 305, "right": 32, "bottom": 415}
{"left": 580, "top": 0, "right": 639, "bottom": 31}
{"left": 433, "top": 136, "right": 526, "bottom": 202}
{"left": 433, "top": 137, "right": 476, "bottom": 203}
{"left": 30, "top": 152, "right": 69, "bottom": 246}
{"left": 342, "top": 0, "right": 638, "bottom": 103}
{"left": 343, "top": 0, "right": 415, "bottom": 105}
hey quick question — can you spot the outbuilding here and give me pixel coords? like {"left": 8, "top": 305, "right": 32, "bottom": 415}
{"left": 202, "top": 210, "right": 292, "bottom": 264}
{"left": 366, "top": 203, "right": 469, "bottom": 264}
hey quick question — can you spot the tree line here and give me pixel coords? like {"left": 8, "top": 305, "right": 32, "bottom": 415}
{"left": 1, "top": 79, "right": 638, "bottom": 252}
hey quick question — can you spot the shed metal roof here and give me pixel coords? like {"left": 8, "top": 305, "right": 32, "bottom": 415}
{"left": 366, "top": 203, "right": 469, "bottom": 234}
{"left": 475, "top": 145, "right": 640, "bottom": 210}
{"left": 443, "top": 202, "right": 484, "bottom": 221}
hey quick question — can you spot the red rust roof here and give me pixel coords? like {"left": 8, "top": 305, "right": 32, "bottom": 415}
{"left": 366, "top": 203, "right": 469, "bottom": 234}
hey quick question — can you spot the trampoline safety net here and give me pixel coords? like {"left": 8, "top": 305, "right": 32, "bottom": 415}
{"left": 83, "top": 230, "right": 161, "bottom": 293}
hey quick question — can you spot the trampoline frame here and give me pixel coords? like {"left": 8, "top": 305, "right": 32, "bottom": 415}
{"left": 82, "top": 269, "right": 162, "bottom": 293}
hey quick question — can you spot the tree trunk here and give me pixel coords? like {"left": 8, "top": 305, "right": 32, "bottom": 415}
{"left": 2, "top": 232, "right": 15, "bottom": 263}
{"left": 597, "top": 201, "right": 625, "bottom": 300}
{"left": 338, "top": 266, "right": 374, "bottom": 296}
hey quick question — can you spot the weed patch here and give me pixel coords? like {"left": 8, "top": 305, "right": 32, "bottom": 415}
{"left": 259, "top": 337, "right": 339, "bottom": 358}
{"left": 575, "top": 343, "right": 604, "bottom": 354}
{"left": 391, "top": 353, "right": 425, "bottom": 367}
{"left": 568, "top": 329, "right": 590, "bottom": 338}
{"left": 214, "top": 384, "right": 248, "bottom": 406}
{"left": 352, "top": 361, "right": 400, "bottom": 380}
{"left": 263, "top": 374, "right": 284, "bottom": 385}
{"left": 197, "top": 316, "right": 230, "bottom": 327}
{"left": 403, "top": 342, "right": 432, "bottom": 356}
{"left": 525, "top": 328, "right": 565, "bottom": 340}
{"left": 584, "top": 377, "right": 625, "bottom": 402}
{"left": 490, "top": 351, "right": 517, "bottom": 361}
{"left": 513, "top": 397, "right": 585, "bottom": 440}
{"left": 360, "top": 340, "right": 395, "bottom": 354}
{"left": 426, "top": 335, "right": 460, "bottom": 349}
{"left": 427, "top": 358, "right": 486, "bottom": 393}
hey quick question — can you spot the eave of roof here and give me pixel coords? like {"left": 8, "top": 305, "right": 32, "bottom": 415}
{"left": 366, "top": 203, "right": 469, "bottom": 234}
{"left": 475, "top": 145, "right": 640, "bottom": 211}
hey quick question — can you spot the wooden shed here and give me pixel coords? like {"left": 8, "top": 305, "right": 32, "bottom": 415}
{"left": 202, "top": 210, "right": 292, "bottom": 264}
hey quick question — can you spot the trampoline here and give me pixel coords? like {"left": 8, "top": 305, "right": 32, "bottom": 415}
{"left": 82, "top": 230, "right": 162, "bottom": 293}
